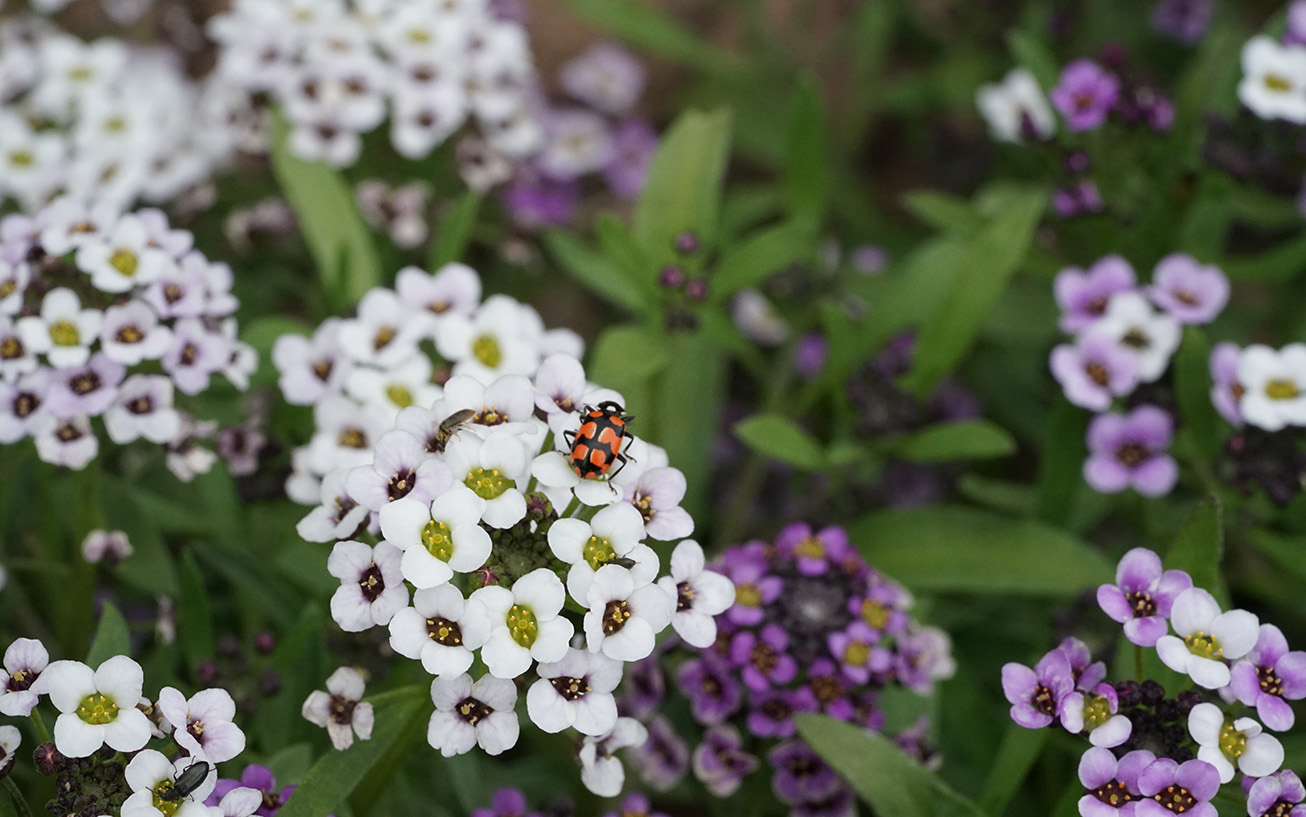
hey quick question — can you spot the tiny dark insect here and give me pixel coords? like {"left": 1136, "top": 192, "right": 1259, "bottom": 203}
{"left": 610, "top": 556, "right": 638, "bottom": 569}
{"left": 434, "top": 408, "right": 475, "bottom": 452}
{"left": 158, "top": 759, "right": 212, "bottom": 802}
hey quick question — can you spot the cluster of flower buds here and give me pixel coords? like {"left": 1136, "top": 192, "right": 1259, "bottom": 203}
{"left": 0, "top": 199, "right": 252, "bottom": 473}
{"left": 1048, "top": 253, "right": 1230, "bottom": 497}
{"left": 616, "top": 523, "right": 954, "bottom": 817}
{"left": 207, "top": 0, "right": 543, "bottom": 168}
{"left": 500, "top": 41, "right": 659, "bottom": 227}
{"left": 274, "top": 261, "right": 734, "bottom": 794}
{"left": 0, "top": 17, "right": 240, "bottom": 211}
{"left": 1003, "top": 547, "right": 1306, "bottom": 817}
{"left": 0, "top": 638, "right": 264, "bottom": 816}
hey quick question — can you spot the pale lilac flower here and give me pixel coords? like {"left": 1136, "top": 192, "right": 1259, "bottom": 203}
{"left": 345, "top": 429, "right": 453, "bottom": 512}
{"left": 678, "top": 656, "right": 743, "bottom": 725}
{"left": 1002, "top": 649, "right": 1074, "bottom": 729}
{"left": 327, "top": 540, "right": 409, "bottom": 632}
{"left": 46, "top": 354, "right": 125, "bottom": 419}
{"left": 1246, "top": 770, "right": 1306, "bottom": 817}
{"left": 302, "top": 666, "right": 373, "bottom": 751}
{"left": 527, "top": 648, "right": 622, "bottom": 736}
{"left": 427, "top": 673, "right": 519, "bottom": 757}
{"left": 604, "top": 118, "right": 658, "bottom": 200}
{"left": 296, "top": 468, "right": 369, "bottom": 543}
{"left": 1229, "top": 624, "right": 1306, "bottom": 731}
{"left": 1136, "top": 758, "right": 1219, "bottom": 817}
{"left": 1050, "top": 331, "right": 1139, "bottom": 411}
{"left": 1054, "top": 256, "right": 1136, "bottom": 333}
{"left": 585, "top": 564, "right": 675, "bottom": 662}
{"left": 99, "top": 302, "right": 173, "bottom": 366}
{"left": 103, "top": 375, "right": 181, "bottom": 445}
{"left": 82, "top": 530, "right": 133, "bottom": 565}
{"left": 36, "top": 655, "right": 152, "bottom": 757}
{"left": 1209, "top": 342, "right": 1243, "bottom": 426}
{"left": 1156, "top": 587, "right": 1259, "bottom": 689}
{"left": 35, "top": 415, "right": 98, "bottom": 469}
{"left": 1097, "top": 547, "right": 1193, "bottom": 647}
{"left": 1051, "top": 60, "right": 1120, "bottom": 131}
{"left": 579, "top": 716, "right": 647, "bottom": 796}
{"left": 1060, "top": 682, "right": 1131, "bottom": 747}
{"left": 0, "top": 370, "right": 53, "bottom": 443}
{"left": 1152, "top": 0, "right": 1213, "bottom": 45}
{"left": 388, "top": 583, "right": 492, "bottom": 678}
{"left": 0, "top": 315, "right": 37, "bottom": 381}
{"left": 1148, "top": 254, "right": 1229, "bottom": 325}
{"left": 630, "top": 715, "right": 689, "bottom": 791}
{"left": 0, "top": 725, "right": 18, "bottom": 780}
{"left": 1076, "top": 746, "right": 1153, "bottom": 817}
{"left": 1083, "top": 406, "right": 1178, "bottom": 497}
{"left": 692, "top": 724, "right": 758, "bottom": 797}
{"left": 560, "top": 42, "right": 645, "bottom": 114}
{"left": 157, "top": 686, "right": 246, "bottom": 763}
{"left": 1092, "top": 293, "right": 1181, "bottom": 383}
{"left": 163, "top": 318, "right": 231, "bottom": 396}
{"left": 657, "top": 539, "right": 735, "bottom": 649}
{"left": 272, "top": 319, "right": 351, "bottom": 406}
{"left": 394, "top": 263, "right": 482, "bottom": 320}
{"left": 1188, "top": 702, "right": 1283, "bottom": 783}
{"left": 0, "top": 637, "right": 49, "bottom": 716}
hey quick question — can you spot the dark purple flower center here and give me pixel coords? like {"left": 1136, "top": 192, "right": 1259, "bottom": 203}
{"left": 549, "top": 675, "right": 589, "bottom": 701}
{"left": 1088, "top": 296, "right": 1109, "bottom": 316}
{"left": 70, "top": 372, "right": 101, "bottom": 395}
{"left": 1115, "top": 442, "right": 1149, "bottom": 467}
{"left": 0, "top": 337, "right": 22, "bottom": 359}
{"left": 699, "top": 673, "right": 722, "bottom": 698}
{"left": 115, "top": 325, "right": 143, "bottom": 344}
{"left": 426, "top": 617, "right": 463, "bottom": 647}
{"left": 329, "top": 693, "right": 356, "bottom": 725}
{"left": 455, "top": 696, "right": 492, "bottom": 726}
{"left": 358, "top": 564, "right": 385, "bottom": 601}
{"left": 1088, "top": 778, "right": 1133, "bottom": 808}
{"left": 1258, "top": 665, "right": 1285, "bottom": 698}
{"left": 1073, "top": 92, "right": 1095, "bottom": 112}
{"left": 338, "top": 427, "right": 368, "bottom": 448}
{"left": 676, "top": 581, "right": 695, "bottom": 612}
{"left": 13, "top": 392, "right": 38, "bottom": 418}
{"left": 761, "top": 697, "right": 792, "bottom": 722}
{"left": 1262, "top": 800, "right": 1298, "bottom": 817}
{"left": 1032, "top": 683, "right": 1057, "bottom": 717}
{"left": 602, "top": 600, "right": 632, "bottom": 635}
{"left": 812, "top": 675, "right": 845, "bottom": 704}
{"left": 387, "top": 467, "right": 416, "bottom": 500}
{"left": 128, "top": 396, "right": 153, "bottom": 415}
{"left": 8, "top": 667, "right": 36, "bottom": 691}
{"left": 312, "top": 359, "right": 333, "bottom": 382}
{"left": 331, "top": 496, "right": 358, "bottom": 525}
{"left": 1127, "top": 590, "right": 1157, "bottom": 618}
{"left": 1151, "top": 784, "right": 1196, "bottom": 813}
{"left": 750, "top": 642, "right": 778, "bottom": 675}
{"left": 188, "top": 719, "right": 204, "bottom": 740}
{"left": 180, "top": 343, "right": 199, "bottom": 366}
{"left": 1121, "top": 329, "right": 1151, "bottom": 350}
{"left": 55, "top": 420, "right": 83, "bottom": 442}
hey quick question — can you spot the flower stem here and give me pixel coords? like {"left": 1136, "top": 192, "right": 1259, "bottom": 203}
{"left": 1134, "top": 644, "right": 1144, "bottom": 681}
{"left": 3, "top": 777, "right": 33, "bottom": 817}
{"left": 28, "top": 709, "right": 50, "bottom": 744}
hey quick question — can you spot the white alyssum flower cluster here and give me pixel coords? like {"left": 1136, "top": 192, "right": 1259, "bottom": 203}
{"left": 276, "top": 263, "right": 734, "bottom": 793}
{"left": 0, "top": 17, "right": 242, "bottom": 212}
{"left": 0, "top": 640, "right": 265, "bottom": 817}
{"left": 207, "top": 0, "right": 543, "bottom": 169}
{"left": 0, "top": 199, "right": 252, "bottom": 473}
{"left": 1212, "top": 343, "right": 1306, "bottom": 432}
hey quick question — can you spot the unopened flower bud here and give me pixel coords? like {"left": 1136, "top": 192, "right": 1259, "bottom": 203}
{"left": 685, "top": 278, "right": 708, "bottom": 302}
{"left": 658, "top": 266, "right": 685, "bottom": 289}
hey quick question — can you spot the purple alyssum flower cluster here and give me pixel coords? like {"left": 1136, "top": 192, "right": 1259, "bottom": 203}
{"left": 1048, "top": 254, "right": 1231, "bottom": 497}
{"left": 619, "top": 523, "right": 954, "bottom": 817}
{"left": 0, "top": 199, "right": 252, "bottom": 475}
{"left": 1003, "top": 546, "right": 1306, "bottom": 817}
{"left": 273, "top": 262, "right": 735, "bottom": 795}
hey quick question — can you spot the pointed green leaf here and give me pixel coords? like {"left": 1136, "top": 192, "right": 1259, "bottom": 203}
{"left": 898, "top": 187, "right": 1046, "bottom": 398}
{"left": 429, "top": 191, "right": 483, "bottom": 268}
{"left": 633, "top": 109, "right": 731, "bottom": 265}
{"left": 733, "top": 414, "right": 824, "bottom": 471}
{"left": 86, "top": 601, "right": 131, "bottom": 667}
{"left": 561, "top": 0, "right": 739, "bottom": 76}
{"left": 1005, "top": 29, "right": 1059, "bottom": 90}
{"left": 711, "top": 219, "right": 814, "bottom": 299}
{"left": 979, "top": 725, "right": 1048, "bottom": 815}
{"left": 1166, "top": 496, "right": 1225, "bottom": 604}
{"left": 893, "top": 419, "right": 1016, "bottom": 464}
{"left": 653, "top": 330, "right": 726, "bottom": 522}
{"left": 543, "top": 231, "right": 649, "bottom": 315}
{"left": 902, "top": 190, "right": 983, "bottom": 235}
{"left": 848, "top": 505, "right": 1112, "bottom": 595}
{"left": 177, "top": 550, "right": 216, "bottom": 674}
{"left": 1035, "top": 401, "right": 1088, "bottom": 526}
{"left": 269, "top": 111, "right": 381, "bottom": 310}
{"left": 796, "top": 714, "right": 984, "bottom": 817}
{"left": 274, "top": 684, "right": 430, "bottom": 817}
{"left": 784, "top": 75, "right": 830, "bottom": 224}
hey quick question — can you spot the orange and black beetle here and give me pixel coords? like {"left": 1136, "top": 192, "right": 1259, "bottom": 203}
{"left": 564, "top": 401, "right": 633, "bottom": 479}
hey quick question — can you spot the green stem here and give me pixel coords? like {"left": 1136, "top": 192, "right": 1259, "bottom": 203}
{"left": 29, "top": 708, "right": 50, "bottom": 744}
{"left": 4, "top": 775, "right": 32, "bottom": 817}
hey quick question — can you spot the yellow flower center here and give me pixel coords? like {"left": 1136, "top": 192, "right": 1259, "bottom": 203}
{"left": 506, "top": 604, "right": 538, "bottom": 648}
{"left": 421, "top": 520, "right": 454, "bottom": 562}
{"left": 465, "top": 468, "right": 511, "bottom": 500}
{"left": 583, "top": 535, "right": 616, "bottom": 571}
{"left": 472, "top": 334, "right": 502, "bottom": 368}
{"left": 109, "top": 249, "right": 138, "bottom": 277}
{"left": 76, "top": 692, "right": 119, "bottom": 725}
{"left": 49, "top": 320, "right": 80, "bottom": 347}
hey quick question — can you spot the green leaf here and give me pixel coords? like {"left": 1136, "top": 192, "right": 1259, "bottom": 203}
{"left": 733, "top": 413, "right": 824, "bottom": 471}
{"left": 848, "top": 505, "right": 1112, "bottom": 595}
{"left": 1225, "top": 233, "right": 1306, "bottom": 283}
{"left": 429, "top": 191, "right": 483, "bottom": 269}
{"left": 796, "top": 714, "right": 984, "bottom": 817}
{"left": 784, "top": 75, "right": 830, "bottom": 224}
{"left": 1005, "top": 29, "right": 1060, "bottom": 90}
{"left": 275, "top": 684, "right": 430, "bottom": 817}
{"left": 594, "top": 213, "right": 652, "bottom": 285}
{"left": 177, "top": 550, "right": 216, "bottom": 674}
{"left": 543, "top": 231, "right": 649, "bottom": 316}
{"left": 1034, "top": 401, "right": 1088, "bottom": 526}
{"left": 587, "top": 324, "right": 668, "bottom": 403}
{"left": 653, "top": 330, "right": 726, "bottom": 523}
{"left": 893, "top": 419, "right": 1016, "bottom": 464}
{"left": 902, "top": 190, "right": 983, "bottom": 235}
{"left": 1166, "top": 496, "right": 1225, "bottom": 604}
{"left": 85, "top": 601, "right": 131, "bottom": 667}
{"left": 979, "top": 725, "right": 1048, "bottom": 815}
{"left": 898, "top": 187, "right": 1046, "bottom": 398}
{"left": 269, "top": 111, "right": 381, "bottom": 310}
{"left": 633, "top": 109, "right": 731, "bottom": 265}
{"left": 711, "top": 219, "right": 814, "bottom": 299}
{"left": 1174, "top": 327, "right": 1220, "bottom": 460}
{"left": 561, "top": 0, "right": 739, "bottom": 76}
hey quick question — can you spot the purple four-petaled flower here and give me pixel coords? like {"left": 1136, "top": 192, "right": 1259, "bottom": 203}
{"left": 1097, "top": 547, "right": 1193, "bottom": 647}
{"left": 1051, "top": 59, "right": 1121, "bottom": 132}
{"left": 1229, "top": 623, "right": 1306, "bottom": 732}
{"left": 1083, "top": 406, "right": 1178, "bottom": 497}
